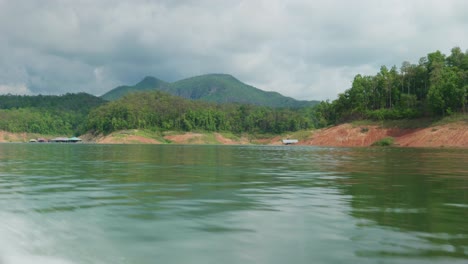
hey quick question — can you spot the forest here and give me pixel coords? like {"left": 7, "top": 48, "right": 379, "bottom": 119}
{"left": 0, "top": 47, "right": 466, "bottom": 136}
{"left": 313, "top": 47, "right": 468, "bottom": 126}
{"left": 0, "top": 93, "right": 105, "bottom": 135}
{"left": 87, "top": 91, "right": 311, "bottom": 134}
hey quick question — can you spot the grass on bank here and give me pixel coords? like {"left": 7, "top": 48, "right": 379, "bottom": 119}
{"left": 371, "top": 137, "right": 395, "bottom": 147}
{"left": 287, "top": 130, "right": 313, "bottom": 141}
{"left": 351, "top": 113, "right": 467, "bottom": 129}
{"left": 106, "top": 129, "right": 171, "bottom": 143}
{"left": 218, "top": 131, "right": 242, "bottom": 141}
{"left": 163, "top": 130, "right": 241, "bottom": 144}
{"left": 134, "top": 129, "right": 172, "bottom": 143}
{"left": 432, "top": 113, "right": 468, "bottom": 126}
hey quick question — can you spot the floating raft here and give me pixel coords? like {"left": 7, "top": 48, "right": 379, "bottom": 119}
{"left": 50, "top": 137, "right": 82, "bottom": 143}
{"left": 29, "top": 137, "right": 83, "bottom": 143}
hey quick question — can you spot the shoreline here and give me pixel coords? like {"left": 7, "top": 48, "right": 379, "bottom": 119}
{"left": 1, "top": 121, "right": 467, "bottom": 148}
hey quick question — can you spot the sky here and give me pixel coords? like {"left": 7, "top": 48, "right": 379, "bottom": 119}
{"left": 0, "top": 0, "right": 467, "bottom": 101}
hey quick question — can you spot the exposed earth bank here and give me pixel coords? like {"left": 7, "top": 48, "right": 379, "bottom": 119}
{"left": 84, "top": 121, "right": 467, "bottom": 148}
{"left": 301, "top": 122, "right": 467, "bottom": 148}
{"left": 1, "top": 121, "right": 466, "bottom": 148}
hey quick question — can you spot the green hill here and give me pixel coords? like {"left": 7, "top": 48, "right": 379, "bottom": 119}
{"left": 101, "top": 74, "right": 318, "bottom": 108}
{"left": 101, "top": 76, "right": 169, "bottom": 101}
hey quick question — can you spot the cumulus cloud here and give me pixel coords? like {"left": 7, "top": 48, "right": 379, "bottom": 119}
{"left": 0, "top": 0, "right": 467, "bottom": 100}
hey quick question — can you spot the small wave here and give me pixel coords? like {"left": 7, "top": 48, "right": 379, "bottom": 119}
{"left": 1, "top": 255, "right": 75, "bottom": 264}
{"left": 0, "top": 212, "right": 77, "bottom": 264}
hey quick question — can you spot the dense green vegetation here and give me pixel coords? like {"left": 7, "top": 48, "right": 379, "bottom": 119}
{"left": 88, "top": 91, "right": 311, "bottom": 134}
{"left": 0, "top": 93, "right": 106, "bottom": 135}
{"left": 101, "top": 74, "right": 319, "bottom": 108}
{"left": 313, "top": 47, "right": 468, "bottom": 126}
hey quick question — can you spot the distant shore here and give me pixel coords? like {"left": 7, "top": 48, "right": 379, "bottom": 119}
{"left": 1, "top": 120, "right": 467, "bottom": 148}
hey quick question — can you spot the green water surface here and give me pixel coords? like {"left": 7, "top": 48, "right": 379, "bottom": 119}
{"left": 0, "top": 144, "right": 467, "bottom": 263}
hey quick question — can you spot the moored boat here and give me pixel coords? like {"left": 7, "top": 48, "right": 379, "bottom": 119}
{"left": 282, "top": 139, "right": 298, "bottom": 145}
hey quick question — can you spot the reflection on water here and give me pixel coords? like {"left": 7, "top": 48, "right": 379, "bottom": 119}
{"left": 0, "top": 144, "right": 467, "bottom": 263}
{"left": 331, "top": 148, "right": 468, "bottom": 260}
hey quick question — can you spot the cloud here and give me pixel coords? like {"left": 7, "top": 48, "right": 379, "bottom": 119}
{"left": 0, "top": 84, "right": 32, "bottom": 95}
{"left": 0, "top": 0, "right": 467, "bottom": 100}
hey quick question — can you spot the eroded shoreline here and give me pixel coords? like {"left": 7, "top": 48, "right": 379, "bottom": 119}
{"left": 1, "top": 121, "right": 467, "bottom": 148}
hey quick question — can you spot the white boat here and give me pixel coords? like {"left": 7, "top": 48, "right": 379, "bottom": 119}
{"left": 282, "top": 139, "right": 298, "bottom": 145}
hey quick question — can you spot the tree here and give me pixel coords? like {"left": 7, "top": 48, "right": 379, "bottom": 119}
{"left": 447, "top": 47, "right": 465, "bottom": 68}
{"left": 427, "top": 67, "right": 465, "bottom": 115}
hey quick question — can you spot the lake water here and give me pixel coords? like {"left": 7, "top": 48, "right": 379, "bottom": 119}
{"left": 0, "top": 144, "right": 467, "bottom": 264}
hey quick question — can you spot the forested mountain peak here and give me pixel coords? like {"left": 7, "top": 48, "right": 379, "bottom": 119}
{"left": 137, "top": 76, "right": 168, "bottom": 87}
{"left": 101, "top": 73, "right": 319, "bottom": 108}
{"left": 101, "top": 76, "right": 169, "bottom": 101}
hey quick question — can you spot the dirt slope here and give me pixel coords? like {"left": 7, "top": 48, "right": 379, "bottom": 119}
{"left": 395, "top": 123, "right": 467, "bottom": 147}
{"left": 164, "top": 132, "right": 205, "bottom": 144}
{"left": 82, "top": 132, "right": 161, "bottom": 144}
{"left": 0, "top": 131, "right": 30, "bottom": 142}
{"left": 164, "top": 132, "right": 250, "bottom": 145}
{"left": 302, "top": 122, "right": 467, "bottom": 148}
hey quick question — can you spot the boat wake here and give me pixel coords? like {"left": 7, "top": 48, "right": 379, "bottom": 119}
{"left": 0, "top": 212, "right": 77, "bottom": 264}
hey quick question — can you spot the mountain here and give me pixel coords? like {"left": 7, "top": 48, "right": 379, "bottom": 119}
{"left": 101, "top": 74, "right": 319, "bottom": 108}
{"left": 101, "top": 76, "right": 169, "bottom": 101}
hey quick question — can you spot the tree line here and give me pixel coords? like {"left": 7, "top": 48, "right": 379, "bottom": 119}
{"left": 313, "top": 47, "right": 467, "bottom": 126}
{"left": 0, "top": 90, "right": 312, "bottom": 136}
{"left": 0, "top": 93, "right": 105, "bottom": 135}
{"left": 86, "top": 91, "right": 311, "bottom": 134}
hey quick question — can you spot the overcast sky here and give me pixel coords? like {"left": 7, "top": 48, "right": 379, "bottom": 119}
{"left": 0, "top": 0, "right": 467, "bottom": 100}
